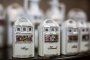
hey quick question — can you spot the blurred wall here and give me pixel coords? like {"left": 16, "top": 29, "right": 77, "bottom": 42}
{"left": 0, "top": 0, "right": 89, "bottom": 21}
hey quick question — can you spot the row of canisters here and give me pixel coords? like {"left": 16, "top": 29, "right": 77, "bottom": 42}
{"left": 12, "top": 14, "right": 90, "bottom": 58}
{"left": 0, "top": 0, "right": 89, "bottom": 58}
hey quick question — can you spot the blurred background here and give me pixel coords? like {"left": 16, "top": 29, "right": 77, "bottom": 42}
{"left": 0, "top": 0, "right": 90, "bottom": 20}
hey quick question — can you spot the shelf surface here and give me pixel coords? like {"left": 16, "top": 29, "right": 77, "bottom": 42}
{"left": 6, "top": 47, "right": 90, "bottom": 60}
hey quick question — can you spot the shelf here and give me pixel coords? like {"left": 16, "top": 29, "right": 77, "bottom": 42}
{"left": 0, "top": 48, "right": 6, "bottom": 59}
{"left": 7, "top": 47, "right": 90, "bottom": 60}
